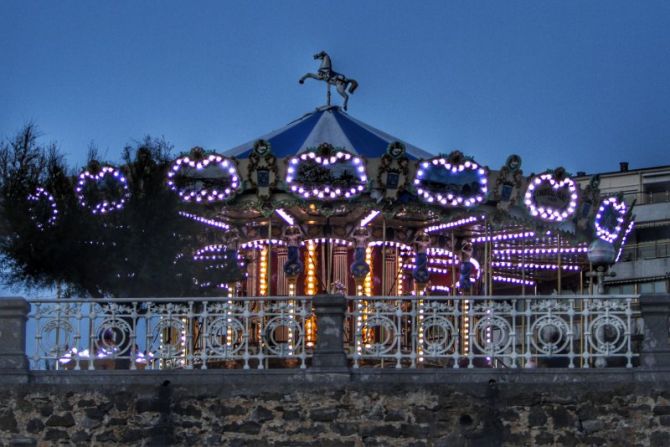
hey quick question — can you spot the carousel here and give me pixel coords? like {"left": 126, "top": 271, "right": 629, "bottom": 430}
{"left": 167, "top": 52, "right": 634, "bottom": 303}
{"left": 34, "top": 52, "right": 638, "bottom": 370}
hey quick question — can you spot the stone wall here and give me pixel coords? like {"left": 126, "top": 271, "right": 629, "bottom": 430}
{"left": 2, "top": 370, "right": 670, "bottom": 446}
{"left": 3, "top": 296, "right": 670, "bottom": 446}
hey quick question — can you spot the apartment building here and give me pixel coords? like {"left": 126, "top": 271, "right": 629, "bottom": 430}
{"left": 576, "top": 162, "right": 670, "bottom": 295}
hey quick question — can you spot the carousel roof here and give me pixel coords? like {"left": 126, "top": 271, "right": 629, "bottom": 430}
{"left": 222, "top": 105, "right": 433, "bottom": 160}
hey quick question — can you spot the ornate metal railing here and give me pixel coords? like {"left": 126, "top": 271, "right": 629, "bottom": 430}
{"left": 27, "top": 297, "right": 314, "bottom": 370}
{"left": 26, "top": 294, "right": 641, "bottom": 371}
{"left": 346, "top": 295, "right": 640, "bottom": 368}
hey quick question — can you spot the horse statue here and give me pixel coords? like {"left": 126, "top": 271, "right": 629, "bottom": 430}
{"left": 299, "top": 51, "right": 359, "bottom": 110}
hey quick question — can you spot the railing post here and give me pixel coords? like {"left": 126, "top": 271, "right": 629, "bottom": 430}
{"left": 312, "top": 294, "right": 348, "bottom": 368}
{"left": 640, "top": 294, "right": 670, "bottom": 368}
{"left": 0, "top": 297, "right": 30, "bottom": 380}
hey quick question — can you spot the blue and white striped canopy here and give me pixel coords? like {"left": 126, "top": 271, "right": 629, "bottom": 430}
{"left": 222, "top": 106, "right": 433, "bottom": 160}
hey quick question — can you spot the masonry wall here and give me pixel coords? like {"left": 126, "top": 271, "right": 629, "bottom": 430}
{"left": 2, "top": 370, "right": 670, "bottom": 446}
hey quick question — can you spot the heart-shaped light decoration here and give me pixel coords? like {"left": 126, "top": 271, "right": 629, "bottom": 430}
{"left": 27, "top": 186, "right": 58, "bottom": 229}
{"left": 76, "top": 166, "right": 130, "bottom": 214}
{"left": 524, "top": 173, "right": 578, "bottom": 222}
{"left": 595, "top": 197, "right": 626, "bottom": 243}
{"left": 286, "top": 149, "right": 367, "bottom": 200}
{"left": 413, "top": 158, "right": 487, "bottom": 207}
{"left": 167, "top": 154, "right": 240, "bottom": 203}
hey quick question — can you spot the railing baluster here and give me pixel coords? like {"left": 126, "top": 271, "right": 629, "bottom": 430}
{"left": 130, "top": 302, "right": 137, "bottom": 370}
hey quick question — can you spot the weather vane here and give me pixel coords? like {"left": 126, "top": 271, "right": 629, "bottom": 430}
{"left": 299, "top": 51, "right": 359, "bottom": 111}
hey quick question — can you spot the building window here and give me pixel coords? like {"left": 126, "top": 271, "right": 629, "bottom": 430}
{"left": 607, "top": 284, "right": 636, "bottom": 295}
{"left": 639, "top": 280, "right": 667, "bottom": 295}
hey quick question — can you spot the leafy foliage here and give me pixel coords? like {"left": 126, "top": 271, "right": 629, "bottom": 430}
{"left": 0, "top": 125, "right": 217, "bottom": 298}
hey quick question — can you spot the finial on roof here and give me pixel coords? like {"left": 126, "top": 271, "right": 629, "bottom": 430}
{"left": 298, "top": 51, "right": 359, "bottom": 111}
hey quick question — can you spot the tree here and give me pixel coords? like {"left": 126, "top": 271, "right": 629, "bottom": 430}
{"left": 0, "top": 125, "right": 217, "bottom": 298}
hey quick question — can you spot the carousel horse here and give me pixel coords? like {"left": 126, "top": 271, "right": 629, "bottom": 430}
{"left": 299, "top": 51, "right": 359, "bottom": 110}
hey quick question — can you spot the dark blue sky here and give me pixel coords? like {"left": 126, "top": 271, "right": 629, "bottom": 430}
{"left": 1, "top": 1, "right": 669, "bottom": 174}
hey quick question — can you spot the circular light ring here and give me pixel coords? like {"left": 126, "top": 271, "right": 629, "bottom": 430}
{"left": 167, "top": 154, "right": 240, "bottom": 203}
{"left": 76, "top": 166, "right": 130, "bottom": 214}
{"left": 285, "top": 150, "right": 367, "bottom": 200}
{"left": 413, "top": 158, "right": 488, "bottom": 207}
{"left": 594, "top": 197, "right": 626, "bottom": 243}
{"left": 524, "top": 173, "right": 578, "bottom": 222}
{"left": 27, "top": 187, "right": 58, "bottom": 229}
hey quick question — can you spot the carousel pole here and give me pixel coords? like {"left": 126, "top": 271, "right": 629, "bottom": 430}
{"left": 557, "top": 233, "right": 562, "bottom": 294}
{"left": 266, "top": 218, "right": 272, "bottom": 369}
{"left": 321, "top": 242, "right": 327, "bottom": 293}
{"left": 351, "top": 226, "right": 371, "bottom": 368}
{"left": 520, "top": 238, "right": 526, "bottom": 367}
{"left": 451, "top": 231, "right": 457, "bottom": 296}
{"left": 267, "top": 218, "right": 272, "bottom": 297}
{"left": 381, "top": 217, "right": 387, "bottom": 297}
{"left": 394, "top": 245, "right": 400, "bottom": 296}
{"left": 458, "top": 241, "right": 475, "bottom": 365}
{"left": 282, "top": 225, "right": 305, "bottom": 364}
{"left": 385, "top": 249, "right": 406, "bottom": 296}
{"left": 488, "top": 221, "right": 493, "bottom": 295}
{"left": 521, "top": 237, "right": 526, "bottom": 296}
{"left": 483, "top": 219, "right": 489, "bottom": 295}
{"left": 412, "top": 232, "right": 431, "bottom": 367}
{"left": 326, "top": 240, "right": 333, "bottom": 293}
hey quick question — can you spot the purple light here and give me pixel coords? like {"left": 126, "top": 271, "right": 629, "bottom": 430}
{"left": 414, "top": 157, "right": 488, "bottom": 207}
{"left": 76, "top": 166, "right": 130, "bottom": 214}
{"left": 492, "top": 261, "right": 580, "bottom": 271}
{"left": 493, "top": 246, "right": 588, "bottom": 256}
{"left": 368, "top": 240, "right": 414, "bottom": 252}
{"left": 424, "top": 215, "right": 482, "bottom": 233}
{"left": 524, "top": 173, "right": 578, "bottom": 222}
{"left": 167, "top": 154, "right": 240, "bottom": 203}
{"left": 178, "top": 211, "right": 230, "bottom": 230}
{"left": 473, "top": 231, "right": 535, "bottom": 243}
{"left": 360, "top": 210, "right": 380, "bottom": 227}
{"left": 275, "top": 208, "right": 295, "bottom": 225}
{"left": 286, "top": 149, "right": 367, "bottom": 200}
{"left": 26, "top": 187, "right": 58, "bottom": 229}
{"left": 615, "top": 221, "right": 635, "bottom": 263}
{"left": 594, "top": 197, "right": 627, "bottom": 243}
{"left": 239, "top": 239, "right": 286, "bottom": 250}
{"left": 306, "top": 238, "right": 353, "bottom": 247}
{"left": 493, "top": 275, "right": 536, "bottom": 286}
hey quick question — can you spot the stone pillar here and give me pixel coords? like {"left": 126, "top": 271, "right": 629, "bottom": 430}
{"left": 312, "top": 294, "right": 348, "bottom": 368}
{"left": 639, "top": 294, "right": 670, "bottom": 368}
{"left": 0, "top": 298, "right": 30, "bottom": 375}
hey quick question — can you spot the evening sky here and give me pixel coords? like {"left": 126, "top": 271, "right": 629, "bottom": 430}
{"left": 1, "top": 1, "right": 669, "bottom": 175}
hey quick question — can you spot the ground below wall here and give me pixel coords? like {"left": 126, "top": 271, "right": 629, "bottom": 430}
{"left": 1, "top": 370, "right": 670, "bottom": 446}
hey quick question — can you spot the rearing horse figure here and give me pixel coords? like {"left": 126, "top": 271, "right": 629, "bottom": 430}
{"left": 299, "top": 51, "right": 359, "bottom": 111}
